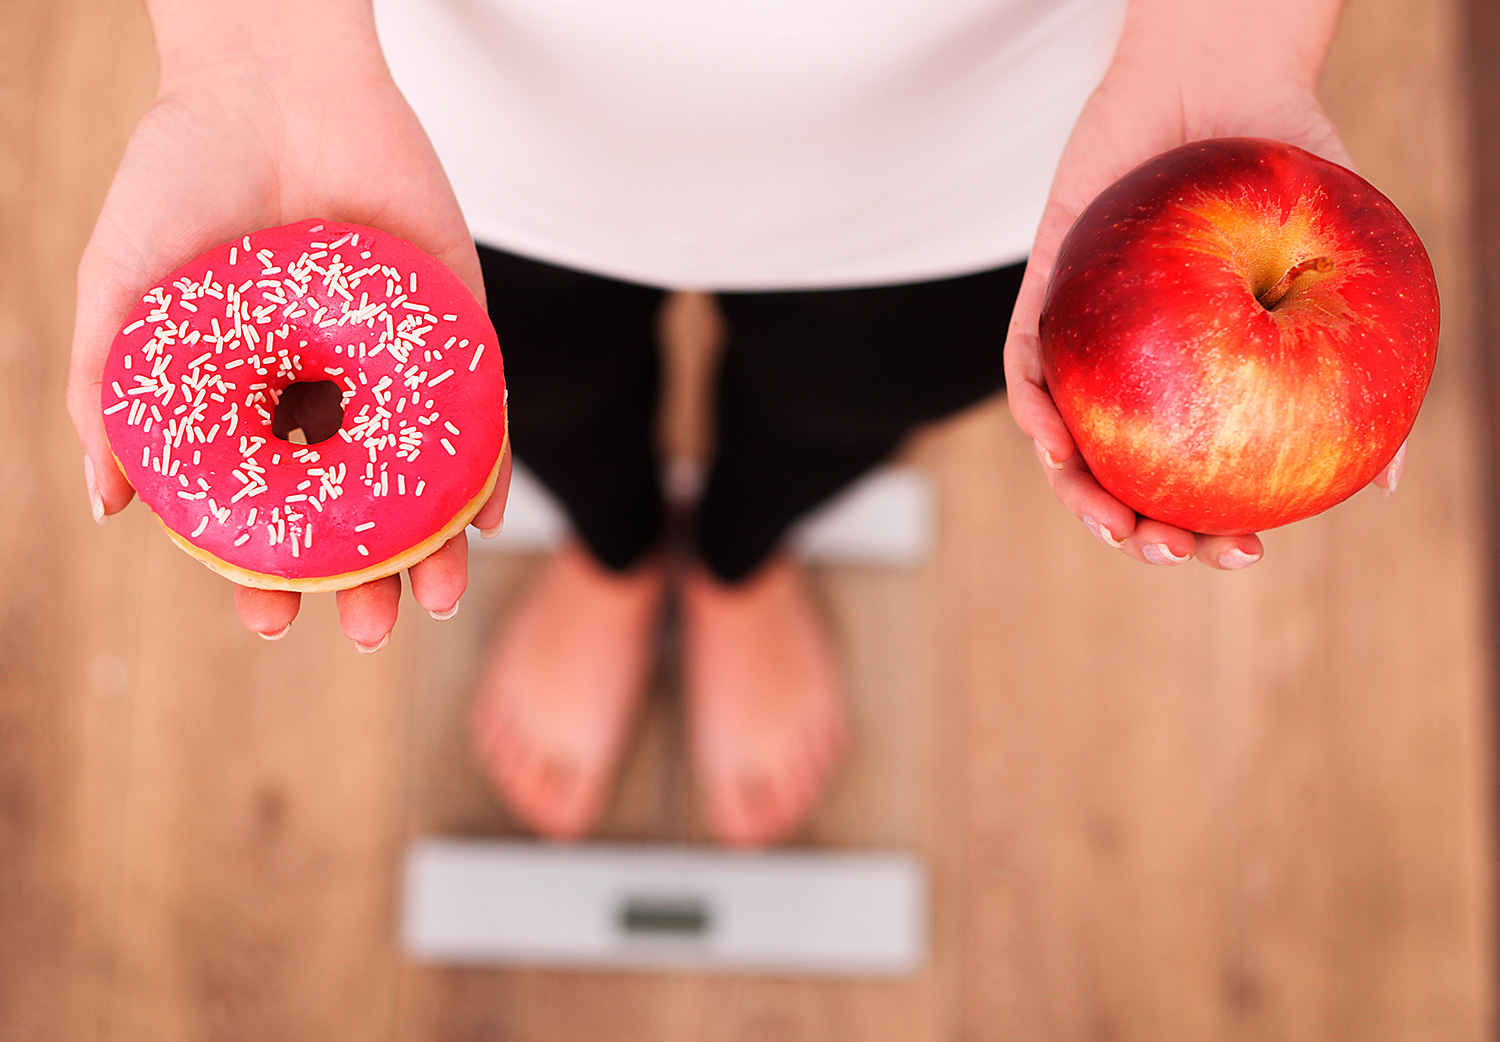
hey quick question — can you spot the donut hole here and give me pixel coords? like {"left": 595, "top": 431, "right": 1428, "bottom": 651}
{"left": 271, "top": 380, "right": 345, "bottom": 445}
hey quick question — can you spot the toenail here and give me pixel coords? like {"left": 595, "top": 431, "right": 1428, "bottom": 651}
{"left": 258, "top": 623, "right": 291, "bottom": 641}
{"left": 429, "top": 599, "right": 460, "bottom": 621}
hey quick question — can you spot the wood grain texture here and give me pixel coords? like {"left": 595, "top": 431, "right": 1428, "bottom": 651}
{"left": 954, "top": 0, "right": 1493, "bottom": 1036}
{"left": 0, "top": 0, "right": 1492, "bottom": 1039}
{"left": 0, "top": 4, "right": 157, "bottom": 1040}
{"left": 1467, "top": 0, "right": 1500, "bottom": 1029}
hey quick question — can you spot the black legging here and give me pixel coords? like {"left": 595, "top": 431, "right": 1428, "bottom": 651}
{"left": 478, "top": 245, "right": 1023, "bottom": 583}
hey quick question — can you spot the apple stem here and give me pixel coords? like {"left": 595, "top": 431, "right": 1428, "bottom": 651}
{"left": 1258, "top": 255, "right": 1334, "bottom": 310}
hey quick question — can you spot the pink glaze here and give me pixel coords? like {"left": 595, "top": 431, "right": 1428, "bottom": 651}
{"left": 102, "top": 219, "right": 506, "bottom": 581}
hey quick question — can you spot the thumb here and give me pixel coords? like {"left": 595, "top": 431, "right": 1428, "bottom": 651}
{"left": 67, "top": 240, "right": 143, "bottom": 522}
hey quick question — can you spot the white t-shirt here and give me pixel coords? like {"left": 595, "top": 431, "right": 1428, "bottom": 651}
{"left": 375, "top": 0, "right": 1125, "bottom": 290}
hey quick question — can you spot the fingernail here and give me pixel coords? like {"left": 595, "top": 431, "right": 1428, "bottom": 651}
{"left": 1382, "top": 443, "right": 1407, "bottom": 496}
{"left": 1032, "top": 438, "right": 1063, "bottom": 470}
{"left": 1218, "top": 548, "right": 1262, "bottom": 570}
{"left": 479, "top": 522, "right": 503, "bottom": 539}
{"left": 84, "top": 455, "right": 106, "bottom": 525}
{"left": 355, "top": 633, "right": 390, "bottom": 654}
{"left": 1142, "top": 542, "right": 1190, "bottom": 566}
{"left": 429, "top": 599, "right": 460, "bottom": 621}
{"left": 259, "top": 623, "right": 291, "bottom": 641}
{"left": 1081, "top": 514, "right": 1124, "bottom": 548}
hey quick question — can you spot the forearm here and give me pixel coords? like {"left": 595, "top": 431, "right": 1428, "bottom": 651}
{"left": 146, "top": 0, "right": 383, "bottom": 85}
{"left": 1115, "top": 0, "right": 1344, "bottom": 93}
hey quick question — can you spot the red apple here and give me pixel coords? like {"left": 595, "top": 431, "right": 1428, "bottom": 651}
{"left": 1038, "top": 137, "right": 1439, "bottom": 535}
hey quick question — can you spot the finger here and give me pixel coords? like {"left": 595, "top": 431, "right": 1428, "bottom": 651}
{"left": 1037, "top": 449, "right": 1138, "bottom": 550}
{"left": 336, "top": 574, "right": 402, "bottom": 652}
{"left": 1123, "top": 517, "right": 1197, "bottom": 566}
{"left": 409, "top": 533, "right": 468, "bottom": 619}
{"left": 1194, "top": 532, "right": 1266, "bottom": 571}
{"left": 1370, "top": 440, "right": 1406, "bottom": 495}
{"left": 234, "top": 585, "right": 302, "bottom": 639}
{"left": 67, "top": 139, "right": 265, "bottom": 521}
{"left": 471, "top": 447, "right": 512, "bottom": 537}
{"left": 68, "top": 244, "right": 145, "bottom": 522}
{"left": 1003, "top": 198, "right": 1084, "bottom": 464}
{"left": 1005, "top": 328, "right": 1078, "bottom": 466}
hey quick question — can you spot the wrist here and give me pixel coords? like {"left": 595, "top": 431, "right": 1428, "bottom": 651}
{"left": 1114, "top": 0, "right": 1341, "bottom": 99}
{"left": 149, "top": 0, "right": 385, "bottom": 90}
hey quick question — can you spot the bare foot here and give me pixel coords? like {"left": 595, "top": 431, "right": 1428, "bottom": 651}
{"left": 471, "top": 541, "right": 664, "bottom": 840}
{"left": 682, "top": 556, "right": 849, "bottom": 848}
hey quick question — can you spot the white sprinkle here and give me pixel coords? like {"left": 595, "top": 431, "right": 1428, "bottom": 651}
{"left": 469, "top": 343, "right": 485, "bottom": 371}
{"left": 242, "top": 235, "right": 251, "bottom": 251}
{"left": 442, "top": 313, "right": 457, "bottom": 322}
{"left": 409, "top": 272, "right": 417, "bottom": 293}
{"left": 441, "top": 438, "right": 456, "bottom": 455}
{"left": 229, "top": 246, "right": 237, "bottom": 265}
{"left": 191, "top": 516, "right": 209, "bottom": 538}
{"left": 444, "top": 421, "right": 460, "bottom": 436}
{"left": 415, "top": 479, "right": 425, "bottom": 496}
{"left": 397, "top": 474, "right": 406, "bottom": 495}
{"left": 355, "top": 521, "right": 375, "bottom": 532}
{"left": 103, "top": 401, "right": 129, "bottom": 415}
{"left": 122, "top": 319, "right": 145, "bottom": 335}
{"left": 233, "top": 533, "right": 251, "bottom": 547}
{"left": 357, "top": 544, "right": 369, "bottom": 556}
{"left": 428, "top": 369, "right": 454, "bottom": 387}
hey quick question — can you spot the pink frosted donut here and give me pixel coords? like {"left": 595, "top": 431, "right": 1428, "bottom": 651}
{"left": 102, "top": 219, "right": 507, "bottom": 592}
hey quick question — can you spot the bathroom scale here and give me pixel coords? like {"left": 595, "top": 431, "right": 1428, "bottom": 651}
{"left": 402, "top": 838, "right": 927, "bottom": 976}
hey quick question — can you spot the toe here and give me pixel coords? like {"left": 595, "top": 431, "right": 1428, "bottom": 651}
{"left": 534, "top": 757, "right": 600, "bottom": 840}
{"left": 707, "top": 768, "right": 768, "bottom": 848}
{"left": 718, "top": 765, "right": 805, "bottom": 849}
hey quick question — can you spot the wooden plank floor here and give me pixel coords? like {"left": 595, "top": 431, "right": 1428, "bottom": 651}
{"left": 0, "top": 0, "right": 1491, "bottom": 1039}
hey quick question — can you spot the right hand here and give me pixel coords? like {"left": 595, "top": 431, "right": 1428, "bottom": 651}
{"left": 68, "top": 31, "right": 509, "bottom": 648}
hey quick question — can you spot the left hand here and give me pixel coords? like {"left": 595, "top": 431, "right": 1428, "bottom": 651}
{"left": 1003, "top": 1, "right": 1403, "bottom": 570}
